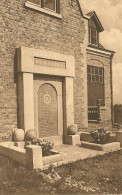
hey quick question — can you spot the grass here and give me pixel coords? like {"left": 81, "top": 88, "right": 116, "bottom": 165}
{"left": 0, "top": 150, "right": 122, "bottom": 194}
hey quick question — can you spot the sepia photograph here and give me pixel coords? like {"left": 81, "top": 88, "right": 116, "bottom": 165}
{"left": 0, "top": 0, "right": 122, "bottom": 194}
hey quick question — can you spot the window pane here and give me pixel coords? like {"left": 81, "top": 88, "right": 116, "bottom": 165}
{"left": 99, "top": 68, "right": 103, "bottom": 75}
{"left": 92, "top": 75, "right": 95, "bottom": 82}
{"left": 89, "top": 28, "right": 98, "bottom": 45}
{"left": 91, "top": 37, "right": 97, "bottom": 45}
{"left": 87, "top": 74, "right": 91, "bottom": 82}
{"left": 28, "top": 0, "right": 40, "bottom": 5}
{"left": 87, "top": 66, "right": 91, "bottom": 73}
{"left": 87, "top": 66, "right": 104, "bottom": 83}
{"left": 92, "top": 67, "right": 95, "bottom": 74}
{"left": 95, "top": 75, "right": 99, "bottom": 82}
{"left": 44, "top": 0, "right": 56, "bottom": 11}
{"left": 95, "top": 68, "right": 99, "bottom": 75}
{"left": 90, "top": 66, "right": 92, "bottom": 73}
{"left": 100, "top": 76, "right": 103, "bottom": 83}
{"left": 91, "top": 29, "right": 97, "bottom": 37}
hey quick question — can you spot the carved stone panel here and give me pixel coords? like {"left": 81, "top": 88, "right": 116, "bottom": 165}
{"left": 38, "top": 83, "right": 58, "bottom": 137}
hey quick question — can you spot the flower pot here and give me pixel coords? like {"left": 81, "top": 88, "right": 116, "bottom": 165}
{"left": 13, "top": 129, "right": 25, "bottom": 141}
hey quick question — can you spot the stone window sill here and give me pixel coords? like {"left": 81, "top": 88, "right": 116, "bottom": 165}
{"left": 25, "top": 1, "right": 62, "bottom": 19}
{"left": 88, "top": 106, "right": 106, "bottom": 110}
{"left": 100, "top": 106, "right": 106, "bottom": 110}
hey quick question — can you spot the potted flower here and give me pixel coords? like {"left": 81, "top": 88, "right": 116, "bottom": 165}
{"left": 90, "top": 128, "right": 111, "bottom": 144}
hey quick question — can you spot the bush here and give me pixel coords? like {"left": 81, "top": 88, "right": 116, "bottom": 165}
{"left": 114, "top": 104, "right": 122, "bottom": 107}
{"left": 31, "top": 139, "right": 54, "bottom": 156}
{"left": 90, "top": 128, "right": 111, "bottom": 144}
{"left": 113, "top": 123, "right": 122, "bottom": 129}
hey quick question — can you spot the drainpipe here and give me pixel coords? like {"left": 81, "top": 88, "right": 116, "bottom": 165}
{"left": 110, "top": 54, "right": 114, "bottom": 125}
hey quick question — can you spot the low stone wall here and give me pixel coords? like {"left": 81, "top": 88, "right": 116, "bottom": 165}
{"left": 81, "top": 141, "right": 120, "bottom": 152}
{"left": 80, "top": 132, "right": 93, "bottom": 142}
{"left": 0, "top": 142, "right": 66, "bottom": 170}
{"left": 80, "top": 131, "right": 122, "bottom": 152}
{"left": 0, "top": 142, "right": 26, "bottom": 166}
{"left": 116, "top": 131, "right": 122, "bottom": 147}
{"left": 43, "top": 150, "right": 66, "bottom": 166}
{"left": 80, "top": 132, "right": 117, "bottom": 142}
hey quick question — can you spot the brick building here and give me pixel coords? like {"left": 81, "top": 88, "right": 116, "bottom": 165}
{"left": 0, "top": 0, "right": 114, "bottom": 143}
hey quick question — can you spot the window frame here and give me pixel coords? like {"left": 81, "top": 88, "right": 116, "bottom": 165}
{"left": 27, "top": 0, "right": 60, "bottom": 14}
{"left": 87, "top": 65, "right": 105, "bottom": 106}
{"left": 89, "top": 27, "right": 99, "bottom": 46}
{"left": 87, "top": 65, "right": 104, "bottom": 84}
{"left": 43, "top": 0, "right": 57, "bottom": 12}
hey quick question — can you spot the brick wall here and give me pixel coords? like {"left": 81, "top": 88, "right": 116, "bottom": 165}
{"left": 0, "top": 0, "right": 87, "bottom": 139}
{"left": 87, "top": 53, "right": 112, "bottom": 125}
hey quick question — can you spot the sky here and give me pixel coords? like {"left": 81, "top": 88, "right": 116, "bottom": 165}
{"left": 80, "top": 0, "right": 122, "bottom": 104}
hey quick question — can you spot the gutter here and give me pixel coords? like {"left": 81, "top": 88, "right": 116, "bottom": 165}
{"left": 77, "top": 0, "right": 90, "bottom": 20}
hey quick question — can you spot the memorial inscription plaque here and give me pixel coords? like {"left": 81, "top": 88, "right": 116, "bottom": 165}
{"left": 34, "top": 57, "right": 66, "bottom": 69}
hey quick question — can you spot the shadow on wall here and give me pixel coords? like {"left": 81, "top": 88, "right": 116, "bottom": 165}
{"left": 114, "top": 104, "right": 122, "bottom": 125}
{"left": 14, "top": 49, "right": 22, "bottom": 130}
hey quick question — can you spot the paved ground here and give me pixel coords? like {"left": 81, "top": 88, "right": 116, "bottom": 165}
{"left": 53, "top": 144, "right": 105, "bottom": 164}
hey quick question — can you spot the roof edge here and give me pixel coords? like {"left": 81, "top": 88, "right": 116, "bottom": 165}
{"left": 87, "top": 11, "right": 104, "bottom": 32}
{"left": 77, "top": 0, "right": 90, "bottom": 20}
{"left": 87, "top": 45, "right": 115, "bottom": 56}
